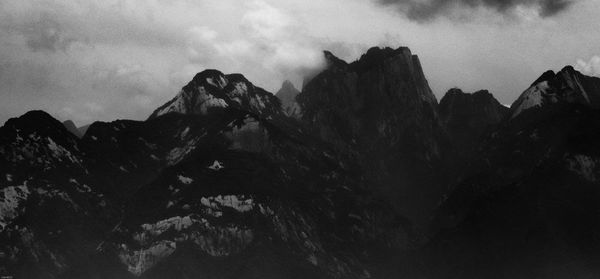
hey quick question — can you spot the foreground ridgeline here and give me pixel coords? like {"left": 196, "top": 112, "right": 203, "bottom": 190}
{"left": 1, "top": 46, "right": 600, "bottom": 279}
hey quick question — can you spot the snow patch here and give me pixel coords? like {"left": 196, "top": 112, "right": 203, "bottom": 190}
{"left": 200, "top": 195, "right": 254, "bottom": 213}
{"left": 177, "top": 175, "right": 193, "bottom": 185}
{"left": 119, "top": 241, "right": 176, "bottom": 276}
{"left": 47, "top": 137, "right": 81, "bottom": 164}
{"left": 180, "top": 127, "right": 190, "bottom": 139}
{"left": 166, "top": 137, "right": 200, "bottom": 166}
{"left": 140, "top": 216, "right": 195, "bottom": 236}
{"left": 0, "top": 183, "right": 30, "bottom": 230}
{"left": 208, "top": 160, "right": 224, "bottom": 171}
{"left": 206, "top": 76, "right": 228, "bottom": 89}
{"left": 195, "top": 86, "right": 229, "bottom": 114}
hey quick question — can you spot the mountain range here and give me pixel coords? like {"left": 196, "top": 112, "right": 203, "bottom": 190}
{"left": 1, "top": 46, "right": 600, "bottom": 279}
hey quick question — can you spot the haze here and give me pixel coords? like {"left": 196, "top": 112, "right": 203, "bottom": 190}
{"left": 0, "top": 0, "right": 599, "bottom": 125}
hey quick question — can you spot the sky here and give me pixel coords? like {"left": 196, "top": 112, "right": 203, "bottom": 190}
{"left": 0, "top": 0, "right": 599, "bottom": 126}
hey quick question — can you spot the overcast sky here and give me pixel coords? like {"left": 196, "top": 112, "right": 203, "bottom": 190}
{"left": 1, "top": 0, "right": 599, "bottom": 126}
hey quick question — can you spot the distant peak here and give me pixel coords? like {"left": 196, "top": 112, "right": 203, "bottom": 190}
{"left": 281, "top": 80, "right": 296, "bottom": 90}
{"left": 63, "top": 119, "right": 76, "bottom": 126}
{"left": 62, "top": 120, "right": 83, "bottom": 138}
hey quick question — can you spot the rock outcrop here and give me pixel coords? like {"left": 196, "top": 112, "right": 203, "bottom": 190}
{"left": 297, "top": 47, "right": 448, "bottom": 227}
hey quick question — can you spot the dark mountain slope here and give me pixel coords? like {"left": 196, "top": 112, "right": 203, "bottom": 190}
{"left": 418, "top": 68, "right": 600, "bottom": 279}
{"left": 0, "top": 69, "right": 414, "bottom": 279}
{"left": 0, "top": 111, "right": 117, "bottom": 279}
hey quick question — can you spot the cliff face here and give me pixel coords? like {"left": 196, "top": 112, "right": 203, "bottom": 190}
{"left": 297, "top": 47, "right": 448, "bottom": 227}
{"left": 439, "top": 88, "right": 509, "bottom": 165}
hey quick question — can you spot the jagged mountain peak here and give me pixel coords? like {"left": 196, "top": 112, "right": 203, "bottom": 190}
{"left": 510, "top": 66, "right": 600, "bottom": 119}
{"left": 298, "top": 46, "right": 446, "bottom": 226}
{"left": 439, "top": 87, "right": 509, "bottom": 132}
{"left": 149, "top": 70, "right": 282, "bottom": 119}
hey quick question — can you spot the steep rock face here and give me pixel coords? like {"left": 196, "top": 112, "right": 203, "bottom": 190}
{"left": 297, "top": 47, "right": 448, "bottom": 227}
{"left": 149, "top": 70, "right": 282, "bottom": 119}
{"left": 276, "top": 80, "right": 301, "bottom": 118}
{"left": 510, "top": 66, "right": 600, "bottom": 119}
{"left": 439, "top": 89, "right": 508, "bottom": 142}
{"left": 420, "top": 68, "right": 600, "bottom": 279}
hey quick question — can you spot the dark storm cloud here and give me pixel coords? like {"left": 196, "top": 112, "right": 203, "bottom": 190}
{"left": 375, "top": 0, "right": 574, "bottom": 21}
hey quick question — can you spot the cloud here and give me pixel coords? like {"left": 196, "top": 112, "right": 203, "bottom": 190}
{"left": 0, "top": 0, "right": 336, "bottom": 124}
{"left": 0, "top": 0, "right": 597, "bottom": 126}
{"left": 373, "top": 0, "right": 574, "bottom": 21}
{"left": 24, "top": 16, "right": 81, "bottom": 52}
{"left": 183, "top": 0, "right": 327, "bottom": 90}
{"left": 575, "top": 56, "right": 600, "bottom": 77}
